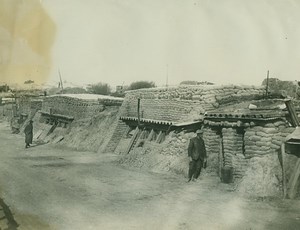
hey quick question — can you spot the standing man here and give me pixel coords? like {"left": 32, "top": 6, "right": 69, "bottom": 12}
{"left": 24, "top": 120, "right": 33, "bottom": 148}
{"left": 187, "top": 129, "right": 207, "bottom": 182}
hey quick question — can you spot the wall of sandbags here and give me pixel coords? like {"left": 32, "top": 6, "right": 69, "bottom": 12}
{"left": 222, "top": 128, "right": 247, "bottom": 179}
{"left": 101, "top": 120, "right": 129, "bottom": 153}
{"left": 0, "top": 103, "right": 15, "bottom": 119}
{"left": 161, "top": 131, "right": 192, "bottom": 156}
{"left": 42, "top": 96, "right": 106, "bottom": 119}
{"left": 122, "top": 85, "right": 265, "bottom": 122}
{"left": 244, "top": 121, "right": 295, "bottom": 158}
{"left": 159, "top": 130, "right": 220, "bottom": 174}
{"left": 117, "top": 128, "right": 221, "bottom": 176}
{"left": 30, "top": 100, "right": 42, "bottom": 112}
{"left": 17, "top": 97, "right": 31, "bottom": 115}
{"left": 98, "top": 98, "right": 123, "bottom": 106}
{"left": 203, "top": 127, "right": 221, "bottom": 175}
{"left": 18, "top": 97, "right": 42, "bottom": 118}
{"left": 124, "top": 99, "right": 204, "bottom": 122}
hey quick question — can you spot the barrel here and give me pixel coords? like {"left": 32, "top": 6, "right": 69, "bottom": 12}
{"left": 221, "top": 167, "right": 233, "bottom": 183}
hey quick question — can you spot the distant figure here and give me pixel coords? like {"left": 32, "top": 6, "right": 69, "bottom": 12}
{"left": 24, "top": 120, "right": 33, "bottom": 148}
{"left": 187, "top": 129, "right": 207, "bottom": 182}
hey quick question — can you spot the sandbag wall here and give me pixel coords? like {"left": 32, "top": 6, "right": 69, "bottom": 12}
{"left": 222, "top": 128, "right": 248, "bottom": 179}
{"left": 17, "top": 97, "right": 42, "bottom": 117}
{"left": 101, "top": 120, "right": 129, "bottom": 153}
{"left": 203, "top": 127, "right": 221, "bottom": 175}
{"left": 118, "top": 130, "right": 193, "bottom": 176}
{"left": 121, "top": 85, "right": 265, "bottom": 123}
{"left": 238, "top": 121, "right": 297, "bottom": 196}
{"left": 118, "top": 128, "right": 222, "bottom": 176}
{"left": 0, "top": 103, "right": 14, "bottom": 118}
{"left": 244, "top": 121, "right": 295, "bottom": 158}
{"left": 160, "top": 131, "right": 192, "bottom": 157}
{"left": 42, "top": 96, "right": 106, "bottom": 120}
{"left": 123, "top": 98, "right": 204, "bottom": 122}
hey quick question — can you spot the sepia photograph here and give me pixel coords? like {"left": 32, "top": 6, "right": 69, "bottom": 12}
{"left": 0, "top": 0, "right": 300, "bottom": 229}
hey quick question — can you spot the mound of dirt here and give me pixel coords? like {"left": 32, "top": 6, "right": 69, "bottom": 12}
{"left": 57, "top": 107, "right": 119, "bottom": 152}
{"left": 118, "top": 131, "right": 213, "bottom": 178}
{"left": 237, "top": 154, "right": 283, "bottom": 197}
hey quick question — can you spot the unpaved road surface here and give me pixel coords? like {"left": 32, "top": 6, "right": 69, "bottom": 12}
{"left": 0, "top": 121, "right": 299, "bottom": 230}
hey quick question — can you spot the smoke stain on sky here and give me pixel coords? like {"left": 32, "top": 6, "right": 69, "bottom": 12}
{"left": 0, "top": 0, "right": 56, "bottom": 85}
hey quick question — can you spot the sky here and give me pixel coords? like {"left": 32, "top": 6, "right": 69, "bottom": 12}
{"left": 1, "top": 0, "right": 300, "bottom": 88}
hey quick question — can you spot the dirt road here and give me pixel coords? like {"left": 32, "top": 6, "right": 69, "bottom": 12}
{"left": 0, "top": 121, "right": 299, "bottom": 230}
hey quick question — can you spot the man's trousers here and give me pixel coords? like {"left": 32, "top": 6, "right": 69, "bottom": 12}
{"left": 188, "top": 159, "right": 203, "bottom": 180}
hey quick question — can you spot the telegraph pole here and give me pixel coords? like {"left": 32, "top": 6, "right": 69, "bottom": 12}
{"left": 166, "top": 64, "right": 169, "bottom": 88}
{"left": 58, "top": 69, "right": 64, "bottom": 94}
{"left": 265, "top": 70, "right": 269, "bottom": 98}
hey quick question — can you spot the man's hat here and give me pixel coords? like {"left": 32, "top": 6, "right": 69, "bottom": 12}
{"left": 196, "top": 129, "right": 203, "bottom": 134}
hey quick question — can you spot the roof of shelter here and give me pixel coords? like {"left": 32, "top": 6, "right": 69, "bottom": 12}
{"left": 204, "top": 99, "right": 290, "bottom": 121}
{"left": 285, "top": 127, "right": 300, "bottom": 144}
{"left": 120, "top": 116, "right": 173, "bottom": 125}
{"left": 48, "top": 94, "right": 124, "bottom": 101}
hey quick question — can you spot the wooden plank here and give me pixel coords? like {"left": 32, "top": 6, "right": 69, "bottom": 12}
{"left": 219, "top": 138, "right": 223, "bottom": 178}
{"left": 147, "top": 129, "right": 155, "bottom": 141}
{"left": 33, "top": 130, "right": 43, "bottom": 140}
{"left": 287, "top": 158, "right": 300, "bottom": 199}
{"left": 139, "top": 130, "right": 147, "bottom": 140}
{"left": 125, "top": 127, "right": 140, "bottom": 154}
{"left": 53, "top": 136, "right": 64, "bottom": 144}
{"left": 156, "top": 131, "right": 163, "bottom": 143}
{"left": 285, "top": 100, "right": 300, "bottom": 126}
{"left": 281, "top": 143, "right": 287, "bottom": 198}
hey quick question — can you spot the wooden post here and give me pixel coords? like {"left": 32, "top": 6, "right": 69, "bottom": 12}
{"left": 284, "top": 100, "right": 300, "bottom": 127}
{"left": 125, "top": 127, "right": 140, "bottom": 154}
{"left": 137, "top": 98, "right": 141, "bottom": 127}
{"left": 219, "top": 136, "right": 223, "bottom": 178}
{"left": 265, "top": 70, "right": 269, "bottom": 98}
{"left": 287, "top": 158, "right": 300, "bottom": 199}
{"left": 281, "top": 143, "right": 287, "bottom": 198}
{"left": 147, "top": 129, "right": 155, "bottom": 141}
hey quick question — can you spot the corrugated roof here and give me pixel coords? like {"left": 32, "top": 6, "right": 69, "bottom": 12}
{"left": 48, "top": 94, "right": 124, "bottom": 101}
{"left": 119, "top": 116, "right": 173, "bottom": 125}
{"left": 285, "top": 127, "right": 300, "bottom": 142}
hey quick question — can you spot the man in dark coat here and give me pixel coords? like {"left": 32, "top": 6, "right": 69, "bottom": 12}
{"left": 24, "top": 120, "right": 33, "bottom": 148}
{"left": 187, "top": 129, "right": 207, "bottom": 182}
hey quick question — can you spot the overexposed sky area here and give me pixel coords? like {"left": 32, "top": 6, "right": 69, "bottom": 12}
{"left": 23, "top": 0, "right": 300, "bottom": 87}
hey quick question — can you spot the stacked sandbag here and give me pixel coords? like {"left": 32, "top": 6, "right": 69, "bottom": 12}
{"left": 161, "top": 131, "right": 193, "bottom": 156}
{"left": 222, "top": 128, "right": 244, "bottom": 165}
{"left": 122, "top": 85, "right": 265, "bottom": 123}
{"left": 244, "top": 121, "right": 293, "bottom": 158}
{"left": 231, "top": 155, "right": 249, "bottom": 180}
{"left": 125, "top": 98, "right": 204, "bottom": 122}
{"left": 102, "top": 120, "right": 129, "bottom": 153}
{"left": 275, "top": 126, "right": 296, "bottom": 147}
{"left": 215, "top": 85, "right": 265, "bottom": 105}
{"left": 203, "top": 127, "right": 220, "bottom": 174}
{"left": 42, "top": 96, "right": 106, "bottom": 120}
{"left": 244, "top": 126, "right": 278, "bottom": 158}
{"left": 222, "top": 128, "right": 249, "bottom": 179}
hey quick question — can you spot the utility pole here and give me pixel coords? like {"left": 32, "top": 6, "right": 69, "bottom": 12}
{"left": 265, "top": 70, "right": 269, "bottom": 98}
{"left": 137, "top": 98, "right": 141, "bottom": 127}
{"left": 58, "top": 69, "right": 64, "bottom": 94}
{"left": 166, "top": 64, "right": 169, "bottom": 88}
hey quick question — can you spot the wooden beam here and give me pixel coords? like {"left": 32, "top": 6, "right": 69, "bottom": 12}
{"left": 287, "top": 158, "right": 300, "bottom": 199}
{"left": 280, "top": 143, "right": 287, "bottom": 198}
{"left": 125, "top": 127, "right": 140, "bottom": 154}
{"left": 285, "top": 100, "right": 300, "bottom": 127}
{"left": 147, "top": 129, "right": 155, "bottom": 141}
